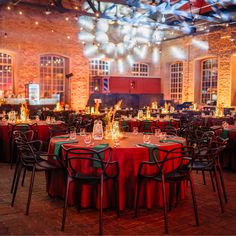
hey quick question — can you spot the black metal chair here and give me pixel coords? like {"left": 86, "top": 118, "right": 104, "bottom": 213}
{"left": 61, "top": 146, "right": 120, "bottom": 235}
{"left": 10, "top": 130, "right": 35, "bottom": 193}
{"left": 135, "top": 146, "right": 199, "bottom": 234}
{"left": 192, "top": 139, "right": 228, "bottom": 213}
{"left": 8, "top": 123, "right": 38, "bottom": 168}
{"left": 11, "top": 137, "right": 62, "bottom": 215}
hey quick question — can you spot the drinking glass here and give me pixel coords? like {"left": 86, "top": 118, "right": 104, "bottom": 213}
{"left": 46, "top": 116, "right": 51, "bottom": 123}
{"left": 154, "top": 128, "right": 161, "bottom": 137}
{"left": 84, "top": 133, "right": 92, "bottom": 146}
{"left": 113, "top": 137, "right": 120, "bottom": 147}
{"left": 133, "top": 127, "right": 138, "bottom": 135}
{"left": 35, "top": 115, "right": 40, "bottom": 122}
{"left": 143, "top": 134, "right": 150, "bottom": 144}
{"left": 69, "top": 127, "right": 77, "bottom": 140}
{"left": 80, "top": 128, "right": 86, "bottom": 136}
{"left": 51, "top": 117, "right": 56, "bottom": 123}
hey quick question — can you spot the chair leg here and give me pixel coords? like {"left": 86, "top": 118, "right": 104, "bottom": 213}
{"left": 188, "top": 176, "right": 199, "bottom": 226}
{"left": 213, "top": 167, "right": 224, "bottom": 213}
{"left": 61, "top": 176, "right": 71, "bottom": 231}
{"left": 26, "top": 166, "right": 36, "bottom": 215}
{"left": 21, "top": 168, "right": 27, "bottom": 187}
{"left": 99, "top": 175, "right": 104, "bottom": 235}
{"left": 11, "top": 164, "right": 22, "bottom": 207}
{"left": 169, "top": 183, "right": 173, "bottom": 211}
{"left": 11, "top": 160, "right": 19, "bottom": 193}
{"left": 114, "top": 179, "right": 120, "bottom": 217}
{"left": 209, "top": 171, "right": 216, "bottom": 192}
{"left": 217, "top": 165, "right": 228, "bottom": 203}
{"left": 202, "top": 171, "right": 206, "bottom": 185}
{"left": 134, "top": 178, "right": 142, "bottom": 217}
{"left": 161, "top": 176, "right": 168, "bottom": 234}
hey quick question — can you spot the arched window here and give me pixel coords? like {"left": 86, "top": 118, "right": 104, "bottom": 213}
{"left": 201, "top": 58, "right": 218, "bottom": 104}
{"left": 89, "top": 59, "right": 110, "bottom": 93}
{"left": 40, "top": 54, "right": 68, "bottom": 101}
{"left": 170, "top": 62, "right": 183, "bottom": 102}
{"left": 132, "top": 63, "right": 149, "bottom": 77}
{"left": 0, "top": 52, "right": 13, "bottom": 95}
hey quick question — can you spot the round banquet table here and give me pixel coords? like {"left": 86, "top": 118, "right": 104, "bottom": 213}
{"left": 48, "top": 133, "right": 187, "bottom": 210}
{"left": 0, "top": 120, "right": 64, "bottom": 162}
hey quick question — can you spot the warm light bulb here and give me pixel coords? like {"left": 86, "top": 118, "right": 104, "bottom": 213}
{"left": 35, "top": 21, "right": 39, "bottom": 25}
{"left": 19, "top": 11, "right": 23, "bottom": 15}
{"left": 7, "top": 6, "right": 11, "bottom": 10}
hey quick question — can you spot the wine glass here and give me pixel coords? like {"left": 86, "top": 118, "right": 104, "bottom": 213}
{"left": 113, "top": 137, "right": 120, "bottom": 147}
{"left": 84, "top": 133, "right": 92, "bottom": 146}
{"left": 154, "top": 128, "right": 161, "bottom": 137}
{"left": 133, "top": 127, "right": 138, "bottom": 135}
{"left": 143, "top": 134, "right": 150, "bottom": 144}
{"left": 80, "top": 128, "right": 86, "bottom": 136}
{"left": 69, "top": 127, "right": 77, "bottom": 140}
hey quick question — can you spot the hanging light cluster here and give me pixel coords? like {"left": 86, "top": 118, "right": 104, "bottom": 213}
{"left": 78, "top": 16, "right": 162, "bottom": 73}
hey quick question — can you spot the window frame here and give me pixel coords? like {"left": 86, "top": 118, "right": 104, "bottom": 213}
{"left": 201, "top": 58, "right": 218, "bottom": 104}
{"left": 170, "top": 61, "right": 183, "bottom": 102}
{"left": 39, "top": 54, "right": 68, "bottom": 101}
{"left": 131, "top": 63, "right": 149, "bottom": 77}
{"left": 0, "top": 52, "right": 14, "bottom": 95}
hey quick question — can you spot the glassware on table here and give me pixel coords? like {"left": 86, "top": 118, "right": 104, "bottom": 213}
{"left": 143, "top": 134, "right": 151, "bottom": 144}
{"left": 154, "top": 128, "right": 161, "bottom": 137}
{"left": 35, "top": 115, "right": 40, "bottom": 122}
{"left": 83, "top": 133, "right": 92, "bottom": 145}
{"left": 51, "top": 117, "right": 56, "bottom": 123}
{"left": 161, "top": 132, "right": 167, "bottom": 140}
{"left": 69, "top": 127, "right": 77, "bottom": 140}
{"left": 80, "top": 128, "right": 86, "bottom": 136}
{"left": 133, "top": 127, "right": 138, "bottom": 135}
{"left": 46, "top": 116, "right": 51, "bottom": 123}
{"left": 113, "top": 137, "right": 120, "bottom": 147}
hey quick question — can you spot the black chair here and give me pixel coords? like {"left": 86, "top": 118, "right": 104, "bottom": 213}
{"left": 8, "top": 123, "right": 38, "bottom": 168}
{"left": 192, "top": 139, "right": 228, "bottom": 213}
{"left": 11, "top": 138, "right": 62, "bottom": 215}
{"left": 160, "top": 126, "right": 178, "bottom": 136}
{"left": 135, "top": 146, "right": 199, "bottom": 234}
{"left": 10, "top": 130, "right": 35, "bottom": 193}
{"left": 61, "top": 146, "right": 120, "bottom": 235}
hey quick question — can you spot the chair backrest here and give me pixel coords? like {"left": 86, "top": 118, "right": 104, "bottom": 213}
{"left": 61, "top": 146, "right": 115, "bottom": 178}
{"left": 152, "top": 146, "right": 195, "bottom": 175}
{"left": 49, "top": 123, "right": 68, "bottom": 138}
{"left": 160, "top": 126, "right": 177, "bottom": 136}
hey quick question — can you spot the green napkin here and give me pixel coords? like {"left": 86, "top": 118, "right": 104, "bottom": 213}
{"left": 93, "top": 143, "right": 109, "bottom": 168}
{"left": 221, "top": 130, "right": 229, "bottom": 139}
{"left": 160, "top": 139, "right": 185, "bottom": 146}
{"left": 138, "top": 143, "right": 158, "bottom": 162}
{"left": 54, "top": 140, "right": 78, "bottom": 156}
{"left": 53, "top": 135, "right": 70, "bottom": 139}
{"left": 144, "top": 121, "right": 151, "bottom": 131}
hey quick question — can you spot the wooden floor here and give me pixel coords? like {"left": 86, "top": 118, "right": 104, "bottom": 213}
{"left": 0, "top": 163, "right": 236, "bottom": 235}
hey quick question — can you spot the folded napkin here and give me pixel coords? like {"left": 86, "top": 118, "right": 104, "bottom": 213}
{"left": 138, "top": 143, "right": 158, "bottom": 162}
{"left": 54, "top": 140, "right": 78, "bottom": 156}
{"left": 53, "top": 135, "right": 70, "bottom": 139}
{"left": 220, "top": 130, "right": 229, "bottom": 139}
{"left": 93, "top": 143, "right": 109, "bottom": 168}
{"left": 160, "top": 139, "right": 185, "bottom": 146}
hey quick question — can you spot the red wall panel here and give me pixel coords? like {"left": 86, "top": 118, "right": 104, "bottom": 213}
{"left": 107, "top": 76, "right": 161, "bottom": 94}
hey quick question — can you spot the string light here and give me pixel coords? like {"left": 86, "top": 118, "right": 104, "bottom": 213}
{"left": 35, "top": 21, "right": 39, "bottom": 25}
{"left": 65, "top": 17, "right": 69, "bottom": 21}
{"left": 6, "top": 6, "right": 11, "bottom": 10}
{"left": 19, "top": 11, "right": 23, "bottom": 15}
{"left": 67, "top": 35, "right": 71, "bottom": 39}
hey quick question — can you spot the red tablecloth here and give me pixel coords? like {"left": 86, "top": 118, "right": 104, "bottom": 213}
{"left": 48, "top": 134, "right": 187, "bottom": 210}
{"left": 0, "top": 121, "right": 63, "bottom": 162}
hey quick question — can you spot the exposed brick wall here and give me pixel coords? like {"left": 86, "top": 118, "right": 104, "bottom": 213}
{"left": 161, "top": 28, "right": 236, "bottom": 107}
{"left": 0, "top": 6, "right": 89, "bottom": 110}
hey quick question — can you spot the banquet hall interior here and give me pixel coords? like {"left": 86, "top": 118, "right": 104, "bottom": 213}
{"left": 1, "top": 0, "right": 236, "bottom": 235}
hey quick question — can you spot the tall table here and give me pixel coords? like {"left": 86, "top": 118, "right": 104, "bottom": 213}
{"left": 48, "top": 133, "right": 187, "bottom": 210}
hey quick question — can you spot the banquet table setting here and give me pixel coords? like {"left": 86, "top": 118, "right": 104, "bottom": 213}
{"left": 47, "top": 132, "right": 187, "bottom": 210}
